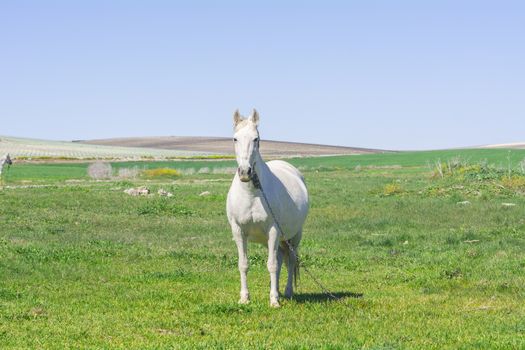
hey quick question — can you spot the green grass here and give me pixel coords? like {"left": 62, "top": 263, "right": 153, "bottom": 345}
{"left": 289, "top": 148, "right": 525, "bottom": 169}
{"left": 1, "top": 149, "right": 525, "bottom": 348}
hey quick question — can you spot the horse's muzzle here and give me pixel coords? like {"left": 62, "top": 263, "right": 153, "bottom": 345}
{"left": 238, "top": 166, "right": 252, "bottom": 182}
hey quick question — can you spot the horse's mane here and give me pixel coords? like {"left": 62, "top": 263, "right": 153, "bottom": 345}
{"left": 234, "top": 119, "right": 257, "bottom": 132}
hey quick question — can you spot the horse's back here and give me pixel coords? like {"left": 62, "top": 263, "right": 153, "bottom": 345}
{"left": 267, "top": 160, "right": 305, "bottom": 183}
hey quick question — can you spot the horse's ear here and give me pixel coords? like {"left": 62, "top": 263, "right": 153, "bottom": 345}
{"left": 233, "top": 109, "right": 242, "bottom": 127}
{"left": 250, "top": 109, "right": 259, "bottom": 125}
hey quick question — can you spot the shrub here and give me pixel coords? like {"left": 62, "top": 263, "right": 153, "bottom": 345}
{"left": 117, "top": 167, "right": 140, "bottom": 179}
{"left": 141, "top": 168, "right": 181, "bottom": 179}
{"left": 212, "top": 167, "right": 237, "bottom": 174}
{"left": 87, "top": 162, "right": 113, "bottom": 179}
{"left": 179, "top": 168, "right": 196, "bottom": 175}
{"left": 519, "top": 158, "right": 525, "bottom": 174}
{"left": 429, "top": 160, "right": 444, "bottom": 178}
{"left": 428, "top": 157, "right": 520, "bottom": 181}
{"left": 382, "top": 182, "right": 403, "bottom": 196}
{"left": 501, "top": 175, "right": 525, "bottom": 191}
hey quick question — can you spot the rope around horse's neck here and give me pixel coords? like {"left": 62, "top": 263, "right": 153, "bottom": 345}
{"left": 251, "top": 170, "right": 351, "bottom": 305}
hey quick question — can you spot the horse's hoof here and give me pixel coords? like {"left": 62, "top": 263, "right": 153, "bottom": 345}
{"left": 238, "top": 298, "right": 250, "bottom": 304}
{"left": 284, "top": 291, "right": 293, "bottom": 299}
{"left": 270, "top": 297, "right": 280, "bottom": 308}
{"left": 238, "top": 291, "right": 250, "bottom": 304}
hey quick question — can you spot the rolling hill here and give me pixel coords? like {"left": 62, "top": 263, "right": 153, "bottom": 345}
{"left": 0, "top": 136, "right": 210, "bottom": 159}
{"left": 80, "top": 136, "right": 382, "bottom": 157}
{"left": 479, "top": 142, "right": 525, "bottom": 149}
{"left": 7, "top": 135, "right": 523, "bottom": 162}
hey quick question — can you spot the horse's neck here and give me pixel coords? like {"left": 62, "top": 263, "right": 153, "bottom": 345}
{"left": 254, "top": 152, "right": 269, "bottom": 181}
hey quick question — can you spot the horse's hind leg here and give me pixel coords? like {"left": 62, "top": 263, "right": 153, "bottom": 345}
{"left": 277, "top": 246, "right": 284, "bottom": 295}
{"left": 284, "top": 230, "right": 302, "bottom": 299}
{"left": 267, "top": 225, "right": 280, "bottom": 307}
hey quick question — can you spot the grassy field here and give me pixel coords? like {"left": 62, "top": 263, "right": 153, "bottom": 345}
{"left": 1, "top": 149, "right": 525, "bottom": 348}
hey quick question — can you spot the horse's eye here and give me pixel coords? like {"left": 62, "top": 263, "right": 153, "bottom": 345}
{"left": 233, "top": 138, "right": 238, "bottom": 142}
{"left": 254, "top": 138, "right": 259, "bottom": 143}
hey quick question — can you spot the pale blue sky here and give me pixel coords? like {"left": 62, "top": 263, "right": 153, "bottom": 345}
{"left": 1, "top": 1, "right": 524, "bottom": 150}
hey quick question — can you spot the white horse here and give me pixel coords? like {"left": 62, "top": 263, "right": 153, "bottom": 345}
{"left": 226, "top": 109, "right": 309, "bottom": 307}
{"left": 0, "top": 153, "right": 12, "bottom": 177}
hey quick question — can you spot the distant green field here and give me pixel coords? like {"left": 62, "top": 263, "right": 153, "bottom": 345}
{"left": 3, "top": 160, "right": 239, "bottom": 183}
{"left": 4, "top": 148, "right": 525, "bottom": 183}
{"left": 289, "top": 148, "right": 525, "bottom": 169}
{"left": 1, "top": 149, "right": 525, "bottom": 348}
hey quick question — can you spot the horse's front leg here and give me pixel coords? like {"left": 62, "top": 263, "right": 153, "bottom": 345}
{"left": 233, "top": 225, "right": 250, "bottom": 304}
{"left": 267, "top": 225, "right": 280, "bottom": 307}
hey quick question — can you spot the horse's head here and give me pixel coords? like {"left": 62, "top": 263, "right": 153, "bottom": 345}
{"left": 233, "top": 109, "right": 260, "bottom": 182}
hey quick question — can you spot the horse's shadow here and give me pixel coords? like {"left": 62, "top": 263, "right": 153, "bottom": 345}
{"left": 291, "top": 291, "right": 363, "bottom": 303}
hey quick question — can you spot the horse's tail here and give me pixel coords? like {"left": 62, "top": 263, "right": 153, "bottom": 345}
{"left": 282, "top": 240, "right": 300, "bottom": 289}
{"left": 293, "top": 250, "right": 300, "bottom": 289}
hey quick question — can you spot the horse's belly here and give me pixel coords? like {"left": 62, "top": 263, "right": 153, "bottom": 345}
{"left": 245, "top": 224, "right": 268, "bottom": 244}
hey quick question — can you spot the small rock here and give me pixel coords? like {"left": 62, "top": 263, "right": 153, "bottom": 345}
{"left": 457, "top": 201, "right": 471, "bottom": 205}
{"left": 199, "top": 191, "right": 211, "bottom": 196}
{"left": 501, "top": 203, "right": 516, "bottom": 207}
{"left": 158, "top": 189, "right": 173, "bottom": 197}
{"left": 124, "top": 186, "right": 150, "bottom": 196}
